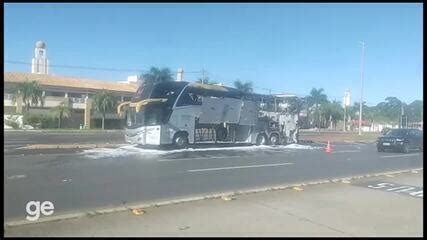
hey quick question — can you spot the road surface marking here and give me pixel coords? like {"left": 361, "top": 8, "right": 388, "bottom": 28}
{"left": 159, "top": 156, "right": 242, "bottom": 162}
{"left": 187, "top": 162, "right": 294, "bottom": 172}
{"left": 7, "top": 175, "right": 26, "bottom": 180}
{"left": 5, "top": 139, "right": 30, "bottom": 142}
{"left": 380, "top": 153, "right": 420, "bottom": 158}
{"left": 4, "top": 144, "right": 25, "bottom": 147}
{"left": 356, "top": 181, "right": 423, "bottom": 198}
{"left": 333, "top": 150, "right": 361, "bottom": 153}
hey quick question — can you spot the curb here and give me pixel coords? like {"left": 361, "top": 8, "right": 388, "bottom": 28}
{"left": 4, "top": 167, "right": 423, "bottom": 228}
{"left": 17, "top": 144, "right": 126, "bottom": 150}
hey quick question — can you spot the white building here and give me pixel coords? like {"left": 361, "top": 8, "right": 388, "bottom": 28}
{"left": 119, "top": 75, "right": 140, "bottom": 84}
{"left": 31, "top": 41, "right": 49, "bottom": 74}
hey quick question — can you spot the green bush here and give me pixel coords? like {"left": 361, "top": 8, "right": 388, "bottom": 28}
{"left": 23, "top": 113, "right": 41, "bottom": 126}
{"left": 40, "top": 115, "right": 57, "bottom": 129}
{"left": 23, "top": 113, "right": 57, "bottom": 129}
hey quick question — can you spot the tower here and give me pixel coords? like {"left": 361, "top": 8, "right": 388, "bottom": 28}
{"left": 176, "top": 68, "right": 184, "bottom": 82}
{"left": 31, "top": 41, "right": 49, "bottom": 74}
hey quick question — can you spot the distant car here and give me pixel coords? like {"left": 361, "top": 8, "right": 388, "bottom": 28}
{"left": 377, "top": 128, "right": 423, "bottom": 153}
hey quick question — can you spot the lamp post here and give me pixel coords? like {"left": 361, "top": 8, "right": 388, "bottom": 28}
{"left": 359, "top": 41, "right": 365, "bottom": 135}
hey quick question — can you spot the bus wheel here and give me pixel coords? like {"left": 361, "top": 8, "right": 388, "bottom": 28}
{"left": 269, "top": 133, "right": 280, "bottom": 145}
{"left": 173, "top": 132, "right": 189, "bottom": 149}
{"left": 256, "top": 134, "right": 268, "bottom": 145}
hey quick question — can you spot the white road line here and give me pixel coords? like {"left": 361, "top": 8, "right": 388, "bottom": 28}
{"left": 7, "top": 175, "right": 26, "bottom": 180}
{"left": 5, "top": 144, "right": 25, "bottom": 147}
{"left": 187, "top": 162, "right": 294, "bottom": 172}
{"left": 333, "top": 150, "right": 361, "bottom": 153}
{"left": 380, "top": 153, "right": 421, "bottom": 158}
{"left": 5, "top": 140, "right": 31, "bottom": 142}
{"left": 159, "top": 156, "right": 241, "bottom": 162}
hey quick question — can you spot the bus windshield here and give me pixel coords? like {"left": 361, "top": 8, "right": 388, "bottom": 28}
{"left": 126, "top": 103, "right": 171, "bottom": 129}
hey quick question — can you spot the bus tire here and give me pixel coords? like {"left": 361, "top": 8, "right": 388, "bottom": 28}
{"left": 256, "top": 133, "right": 268, "bottom": 146}
{"left": 269, "top": 133, "right": 280, "bottom": 145}
{"left": 173, "top": 132, "right": 189, "bottom": 149}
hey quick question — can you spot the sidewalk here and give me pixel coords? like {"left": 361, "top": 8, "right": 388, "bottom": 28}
{"left": 5, "top": 170, "right": 423, "bottom": 237}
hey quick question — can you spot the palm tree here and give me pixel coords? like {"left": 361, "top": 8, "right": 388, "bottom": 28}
{"left": 13, "top": 80, "right": 44, "bottom": 112}
{"left": 140, "top": 67, "right": 174, "bottom": 85}
{"left": 233, "top": 80, "right": 253, "bottom": 93}
{"left": 307, "top": 88, "right": 328, "bottom": 128}
{"left": 92, "top": 90, "right": 118, "bottom": 130}
{"left": 135, "top": 67, "right": 174, "bottom": 100}
{"left": 50, "top": 101, "right": 71, "bottom": 129}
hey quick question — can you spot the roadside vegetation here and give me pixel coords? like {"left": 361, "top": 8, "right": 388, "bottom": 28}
{"left": 92, "top": 90, "right": 118, "bottom": 130}
{"left": 298, "top": 88, "right": 422, "bottom": 130}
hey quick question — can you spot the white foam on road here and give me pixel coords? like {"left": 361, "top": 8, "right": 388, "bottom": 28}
{"left": 282, "top": 144, "right": 321, "bottom": 149}
{"left": 82, "top": 144, "right": 320, "bottom": 159}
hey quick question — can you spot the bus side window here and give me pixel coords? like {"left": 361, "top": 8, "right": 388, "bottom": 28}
{"left": 177, "top": 91, "right": 202, "bottom": 106}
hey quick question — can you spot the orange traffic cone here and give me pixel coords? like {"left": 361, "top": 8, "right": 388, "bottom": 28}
{"left": 325, "top": 141, "right": 333, "bottom": 153}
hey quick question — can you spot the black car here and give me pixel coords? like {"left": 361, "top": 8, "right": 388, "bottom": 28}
{"left": 377, "top": 128, "right": 423, "bottom": 153}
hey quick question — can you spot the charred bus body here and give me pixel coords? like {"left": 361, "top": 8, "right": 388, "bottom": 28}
{"left": 117, "top": 81, "right": 299, "bottom": 148}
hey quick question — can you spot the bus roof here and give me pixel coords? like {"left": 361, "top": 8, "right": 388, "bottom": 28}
{"left": 132, "top": 81, "right": 296, "bottom": 103}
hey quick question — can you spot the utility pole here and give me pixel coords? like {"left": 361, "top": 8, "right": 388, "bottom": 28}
{"left": 359, "top": 41, "right": 365, "bottom": 136}
{"left": 400, "top": 103, "right": 404, "bottom": 128}
{"left": 202, "top": 69, "right": 205, "bottom": 84}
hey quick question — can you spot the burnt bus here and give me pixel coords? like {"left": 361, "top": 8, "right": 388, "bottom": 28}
{"left": 117, "top": 81, "right": 299, "bottom": 148}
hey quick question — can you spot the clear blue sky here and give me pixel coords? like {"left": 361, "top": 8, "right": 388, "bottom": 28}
{"left": 4, "top": 3, "right": 423, "bottom": 105}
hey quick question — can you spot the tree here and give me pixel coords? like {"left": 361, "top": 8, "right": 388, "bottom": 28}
{"left": 307, "top": 88, "right": 328, "bottom": 128}
{"left": 286, "top": 97, "right": 304, "bottom": 115}
{"left": 384, "top": 97, "right": 403, "bottom": 123}
{"left": 13, "top": 80, "right": 44, "bottom": 112}
{"left": 92, "top": 90, "right": 118, "bottom": 130}
{"left": 322, "top": 100, "right": 343, "bottom": 129}
{"left": 406, "top": 100, "right": 423, "bottom": 123}
{"left": 136, "top": 67, "right": 174, "bottom": 99}
{"left": 50, "top": 101, "right": 71, "bottom": 129}
{"left": 196, "top": 77, "right": 218, "bottom": 85}
{"left": 233, "top": 80, "right": 253, "bottom": 93}
{"left": 140, "top": 67, "right": 174, "bottom": 86}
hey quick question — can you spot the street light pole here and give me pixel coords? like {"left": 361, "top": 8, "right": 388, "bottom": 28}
{"left": 359, "top": 41, "right": 365, "bottom": 136}
{"left": 202, "top": 69, "right": 205, "bottom": 84}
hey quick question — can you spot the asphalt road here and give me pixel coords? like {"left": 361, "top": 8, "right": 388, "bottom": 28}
{"left": 4, "top": 141, "right": 423, "bottom": 222}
